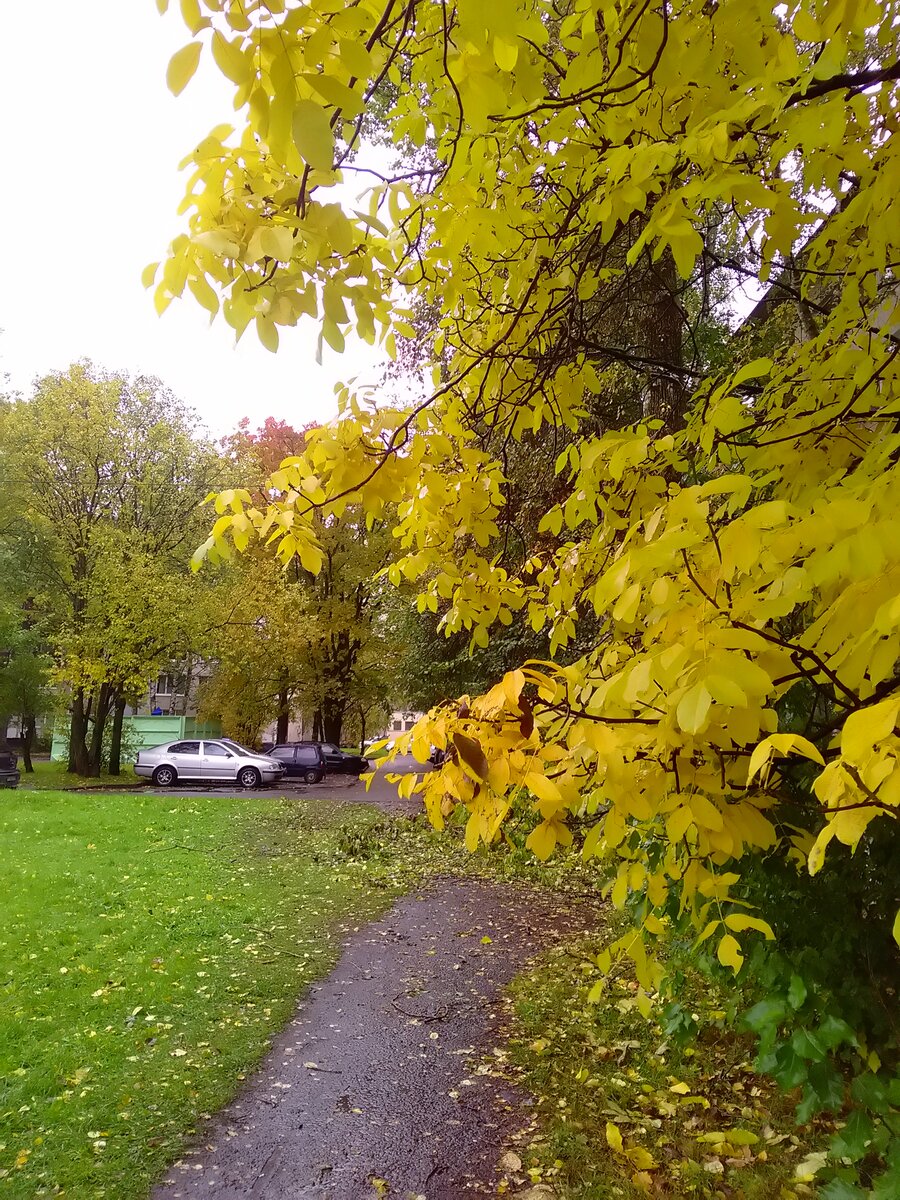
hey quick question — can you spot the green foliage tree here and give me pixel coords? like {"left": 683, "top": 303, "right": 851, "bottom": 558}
{"left": 0, "top": 599, "right": 52, "bottom": 770}
{"left": 198, "top": 555, "right": 315, "bottom": 745}
{"left": 0, "top": 455, "right": 53, "bottom": 765}
{"left": 1, "top": 363, "right": 222, "bottom": 774}
{"left": 205, "top": 418, "right": 399, "bottom": 745}
{"left": 159, "top": 1, "right": 900, "bottom": 1192}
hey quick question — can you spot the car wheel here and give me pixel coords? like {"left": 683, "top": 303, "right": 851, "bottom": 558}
{"left": 303, "top": 768, "right": 321, "bottom": 784}
{"left": 238, "top": 766, "right": 261, "bottom": 789}
{"left": 153, "top": 765, "right": 177, "bottom": 788}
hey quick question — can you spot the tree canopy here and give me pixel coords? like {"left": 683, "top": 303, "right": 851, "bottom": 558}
{"left": 207, "top": 417, "right": 400, "bottom": 745}
{"left": 158, "top": 1, "right": 900, "bottom": 1191}
{"left": 0, "top": 363, "right": 222, "bottom": 774}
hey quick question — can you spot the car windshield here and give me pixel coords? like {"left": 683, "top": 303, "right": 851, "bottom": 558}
{"left": 221, "top": 738, "right": 252, "bottom": 756}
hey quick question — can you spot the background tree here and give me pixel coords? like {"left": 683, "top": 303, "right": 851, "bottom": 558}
{"left": 198, "top": 555, "right": 316, "bottom": 745}
{"left": 0, "top": 466, "right": 53, "bottom": 763}
{"left": 1, "top": 362, "right": 221, "bottom": 774}
{"left": 0, "top": 597, "right": 52, "bottom": 771}
{"left": 210, "top": 417, "right": 399, "bottom": 746}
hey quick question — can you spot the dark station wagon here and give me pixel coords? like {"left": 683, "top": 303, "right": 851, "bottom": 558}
{"left": 265, "top": 742, "right": 371, "bottom": 782}
{"left": 266, "top": 743, "right": 328, "bottom": 784}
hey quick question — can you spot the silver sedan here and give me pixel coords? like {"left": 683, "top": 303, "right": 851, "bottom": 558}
{"left": 134, "top": 738, "right": 286, "bottom": 789}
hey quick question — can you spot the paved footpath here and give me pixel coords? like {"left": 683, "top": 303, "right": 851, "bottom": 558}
{"left": 153, "top": 876, "right": 581, "bottom": 1199}
{"left": 137, "top": 754, "right": 429, "bottom": 816}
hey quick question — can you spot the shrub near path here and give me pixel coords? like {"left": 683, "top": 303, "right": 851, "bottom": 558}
{"left": 503, "top": 939, "right": 832, "bottom": 1200}
{"left": 0, "top": 791, "right": 410, "bottom": 1198}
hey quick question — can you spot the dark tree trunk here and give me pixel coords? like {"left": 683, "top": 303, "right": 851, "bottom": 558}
{"left": 322, "top": 697, "right": 344, "bottom": 746}
{"left": 86, "top": 683, "right": 113, "bottom": 776}
{"left": 21, "top": 714, "right": 35, "bottom": 773}
{"left": 276, "top": 686, "right": 290, "bottom": 744}
{"left": 69, "top": 689, "right": 91, "bottom": 776}
{"left": 179, "top": 656, "right": 193, "bottom": 717}
{"left": 108, "top": 695, "right": 126, "bottom": 775}
{"left": 358, "top": 706, "right": 366, "bottom": 756}
{"left": 312, "top": 708, "right": 324, "bottom": 742}
{"left": 639, "top": 247, "right": 687, "bottom": 435}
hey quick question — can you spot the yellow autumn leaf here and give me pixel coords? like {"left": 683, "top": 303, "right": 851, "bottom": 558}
{"left": 292, "top": 100, "right": 335, "bottom": 170}
{"left": 166, "top": 42, "right": 202, "bottom": 96}
{"left": 525, "top": 820, "right": 557, "bottom": 861}
{"left": 688, "top": 793, "right": 723, "bottom": 831}
{"left": 524, "top": 772, "right": 563, "bottom": 805}
{"left": 255, "top": 314, "right": 279, "bottom": 353}
{"left": 493, "top": 35, "right": 519, "bottom": 72}
{"left": 666, "top": 806, "right": 694, "bottom": 842}
{"left": 724, "top": 913, "right": 774, "bottom": 939}
{"left": 748, "top": 734, "right": 825, "bottom": 783}
{"left": 487, "top": 755, "right": 510, "bottom": 794}
{"left": 717, "top": 933, "right": 744, "bottom": 974}
{"left": 211, "top": 30, "right": 250, "bottom": 85}
{"left": 187, "top": 274, "right": 219, "bottom": 315}
{"left": 705, "top": 673, "right": 748, "bottom": 706}
{"left": 626, "top": 1146, "right": 657, "bottom": 1170}
{"left": 501, "top": 669, "right": 526, "bottom": 706}
{"left": 807, "top": 823, "right": 836, "bottom": 876}
{"left": 676, "top": 683, "right": 712, "bottom": 734}
{"left": 841, "top": 698, "right": 900, "bottom": 761}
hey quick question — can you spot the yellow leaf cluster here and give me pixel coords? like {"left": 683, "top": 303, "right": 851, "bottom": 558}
{"left": 166, "top": 0, "right": 900, "bottom": 968}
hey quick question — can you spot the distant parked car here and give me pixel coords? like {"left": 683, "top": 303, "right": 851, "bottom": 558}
{"left": 134, "top": 738, "right": 285, "bottom": 789}
{"left": 266, "top": 743, "right": 327, "bottom": 784}
{"left": 273, "top": 741, "right": 370, "bottom": 777}
{"left": 0, "top": 748, "right": 20, "bottom": 788}
{"left": 316, "top": 741, "right": 371, "bottom": 775}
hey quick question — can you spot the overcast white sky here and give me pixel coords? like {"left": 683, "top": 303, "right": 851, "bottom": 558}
{"left": 0, "top": 0, "right": 385, "bottom": 436}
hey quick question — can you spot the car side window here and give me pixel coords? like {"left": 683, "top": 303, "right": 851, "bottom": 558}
{"left": 296, "top": 747, "right": 320, "bottom": 764}
{"left": 270, "top": 747, "right": 296, "bottom": 761}
{"left": 171, "top": 741, "right": 200, "bottom": 755}
{"left": 203, "top": 743, "right": 230, "bottom": 757}
{"left": 321, "top": 743, "right": 337, "bottom": 754}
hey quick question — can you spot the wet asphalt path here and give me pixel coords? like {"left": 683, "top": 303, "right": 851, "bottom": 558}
{"left": 153, "top": 876, "right": 581, "bottom": 1200}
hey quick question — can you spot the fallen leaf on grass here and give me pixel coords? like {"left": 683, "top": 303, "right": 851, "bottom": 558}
{"left": 626, "top": 1147, "right": 656, "bottom": 1170}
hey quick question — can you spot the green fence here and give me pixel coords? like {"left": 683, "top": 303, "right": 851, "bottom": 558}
{"left": 50, "top": 716, "right": 222, "bottom": 763}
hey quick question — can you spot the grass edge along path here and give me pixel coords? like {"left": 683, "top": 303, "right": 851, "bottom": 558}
{"left": 16, "top": 761, "right": 142, "bottom": 792}
{"left": 0, "top": 790, "right": 421, "bottom": 1198}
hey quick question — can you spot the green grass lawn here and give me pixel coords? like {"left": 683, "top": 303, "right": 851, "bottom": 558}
{"left": 16, "top": 760, "right": 141, "bottom": 791}
{"left": 0, "top": 789, "right": 410, "bottom": 1197}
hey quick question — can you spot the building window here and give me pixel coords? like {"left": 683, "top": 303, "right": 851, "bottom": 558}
{"left": 392, "top": 719, "right": 402, "bottom": 731}
{"left": 404, "top": 720, "right": 415, "bottom": 731}
{"left": 156, "top": 673, "right": 174, "bottom": 696}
